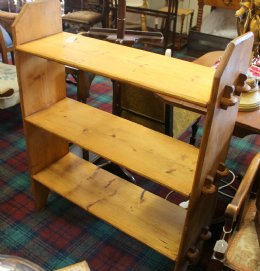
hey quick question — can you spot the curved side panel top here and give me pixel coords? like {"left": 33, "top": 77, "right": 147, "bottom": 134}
{"left": 12, "top": 0, "right": 62, "bottom": 46}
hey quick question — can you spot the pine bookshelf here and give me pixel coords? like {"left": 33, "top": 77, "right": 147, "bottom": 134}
{"left": 12, "top": 1, "right": 253, "bottom": 270}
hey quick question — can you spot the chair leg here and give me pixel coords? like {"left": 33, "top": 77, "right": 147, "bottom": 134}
{"left": 164, "top": 104, "right": 173, "bottom": 137}
{"left": 189, "top": 117, "right": 201, "bottom": 145}
{"left": 141, "top": 0, "right": 148, "bottom": 31}
{"left": 10, "top": 51, "right": 15, "bottom": 64}
{"left": 112, "top": 80, "right": 122, "bottom": 115}
{"left": 1, "top": 51, "right": 9, "bottom": 64}
{"left": 76, "top": 70, "right": 94, "bottom": 103}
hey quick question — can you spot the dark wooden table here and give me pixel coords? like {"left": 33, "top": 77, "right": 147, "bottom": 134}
{"left": 194, "top": 50, "right": 260, "bottom": 137}
{"left": 234, "top": 108, "right": 260, "bottom": 137}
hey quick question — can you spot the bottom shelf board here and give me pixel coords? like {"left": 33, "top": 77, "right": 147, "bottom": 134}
{"left": 33, "top": 152, "right": 187, "bottom": 260}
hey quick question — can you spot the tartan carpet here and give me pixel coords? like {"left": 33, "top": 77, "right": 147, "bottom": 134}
{"left": 0, "top": 76, "right": 259, "bottom": 271}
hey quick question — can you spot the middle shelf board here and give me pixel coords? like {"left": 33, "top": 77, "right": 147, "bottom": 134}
{"left": 15, "top": 31, "right": 215, "bottom": 108}
{"left": 26, "top": 98, "right": 199, "bottom": 196}
{"left": 33, "top": 152, "right": 187, "bottom": 261}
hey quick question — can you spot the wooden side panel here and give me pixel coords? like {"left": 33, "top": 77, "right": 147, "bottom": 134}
{"left": 24, "top": 123, "right": 68, "bottom": 210}
{"left": 16, "top": 52, "right": 66, "bottom": 117}
{"left": 193, "top": 32, "right": 254, "bottom": 201}
{"left": 12, "top": 0, "right": 68, "bottom": 209}
{"left": 25, "top": 123, "right": 68, "bottom": 175}
{"left": 14, "top": 52, "right": 68, "bottom": 178}
{"left": 12, "top": 0, "right": 62, "bottom": 46}
{"left": 175, "top": 32, "right": 254, "bottom": 270}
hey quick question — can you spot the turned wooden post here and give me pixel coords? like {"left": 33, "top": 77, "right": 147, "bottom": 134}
{"left": 116, "top": 0, "right": 126, "bottom": 42}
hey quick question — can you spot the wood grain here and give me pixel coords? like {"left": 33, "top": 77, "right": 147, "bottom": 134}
{"left": 12, "top": 2, "right": 254, "bottom": 270}
{"left": 12, "top": 0, "right": 62, "bottom": 46}
{"left": 34, "top": 152, "right": 186, "bottom": 260}
{"left": 16, "top": 53, "right": 66, "bottom": 118}
{"left": 26, "top": 97, "right": 198, "bottom": 196}
{"left": 175, "top": 33, "right": 254, "bottom": 270}
{"left": 56, "top": 261, "right": 91, "bottom": 271}
{"left": 12, "top": 0, "right": 68, "bottom": 210}
{"left": 15, "top": 32, "right": 215, "bottom": 108}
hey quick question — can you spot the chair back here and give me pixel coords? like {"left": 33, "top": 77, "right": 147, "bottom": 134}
{"left": 82, "top": 0, "right": 104, "bottom": 12}
{"left": 0, "top": 24, "right": 14, "bottom": 64}
{"left": 64, "top": 0, "right": 104, "bottom": 13}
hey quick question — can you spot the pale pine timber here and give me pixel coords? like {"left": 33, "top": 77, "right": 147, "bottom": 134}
{"left": 26, "top": 97, "right": 198, "bottom": 196}
{"left": 12, "top": 0, "right": 62, "bottom": 46}
{"left": 15, "top": 32, "right": 215, "bottom": 108}
{"left": 174, "top": 33, "right": 254, "bottom": 270}
{"left": 33, "top": 152, "right": 186, "bottom": 260}
{"left": 12, "top": 2, "right": 254, "bottom": 271}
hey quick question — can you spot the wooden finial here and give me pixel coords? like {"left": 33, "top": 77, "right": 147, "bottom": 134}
{"left": 200, "top": 226, "right": 212, "bottom": 241}
{"left": 235, "top": 73, "right": 250, "bottom": 95}
{"left": 202, "top": 175, "right": 217, "bottom": 195}
{"left": 220, "top": 85, "right": 239, "bottom": 110}
{"left": 187, "top": 246, "right": 200, "bottom": 263}
{"left": 216, "top": 163, "right": 229, "bottom": 177}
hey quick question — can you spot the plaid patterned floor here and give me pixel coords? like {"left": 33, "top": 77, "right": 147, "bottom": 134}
{"left": 0, "top": 76, "right": 259, "bottom": 271}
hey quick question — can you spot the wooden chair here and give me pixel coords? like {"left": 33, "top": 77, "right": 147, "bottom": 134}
{"left": 126, "top": 0, "right": 149, "bottom": 31}
{"left": 0, "top": 24, "right": 14, "bottom": 64}
{"left": 146, "top": 0, "right": 179, "bottom": 50}
{"left": 108, "top": 0, "right": 178, "bottom": 50}
{"left": 109, "top": 0, "right": 149, "bottom": 31}
{"left": 12, "top": 1, "right": 254, "bottom": 270}
{"left": 0, "top": 61, "right": 19, "bottom": 109}
{"left": 0, "top": 11, "right": 16, "bottom": 64}
{"left": 208, "top": 153, "right": 260, "bottom": 271}
{"left": 195, "top": 0, "right": 240, "bottom": 32}
{"left": 0, "top": 11, "right": 19, "bottom": 108}
{"left": 62, "top": 0, "right": 108, "bottom": 103}
{"left": 155, "top": 1, "right": 194, "bottom": 50}
{"left": 62, "top": 0, "right": 108, "bottom": 32}
{"left": 0, "top": 0, "right": 15, "bottom": 12}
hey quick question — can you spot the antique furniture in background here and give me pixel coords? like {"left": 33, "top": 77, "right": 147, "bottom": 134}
{"left": 108, "top": 0, "right": 149, "bottom": 31}
{"left": 158, "top": 1, "right": 194, "bottom": 50}
{"left": 0, "top": 0, "right": 15, "bottom": 12}
{"left": 0, "top": 62, "right": 19, "bottom": 109}
{"left": 0, "top": 0, "right": 10, "bottom": 11}
{"left": 157, "top": 50, "right": 260, "bottom": 138}
{"left": 0, "top": 11, "right": 16, "bottom": 64}
{"left": 64, "top": 0, "right": 83, "bottom": 13}
{"left": 108, "top": 0, "right": 178, "bottom": 49}
{"left": 208, "top": 153, "right": 260, "bottom": 271}
{"left": 13, "top": 1, "right": 253, "bottom": 270}
{"left": 0, "top": 11, "right": 19, "bottom": 109}
{"left": 187, "top": 0, "right": 240, "bottom": 57}
{"left": 62, "top": 0, "right": 108, "bottom": 32}
{"left": 193, "top": 50, "right": 260, "bottom": 137}
{"left": 196, "top": 0, "right": 240, "bottom": 32}
{"left": 0, "top": 24, "right": 14, "bottom": 64}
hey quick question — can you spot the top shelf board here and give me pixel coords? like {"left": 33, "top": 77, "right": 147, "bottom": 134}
{"left": 15, "top": 32, "right": 215, "bottom": 108}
